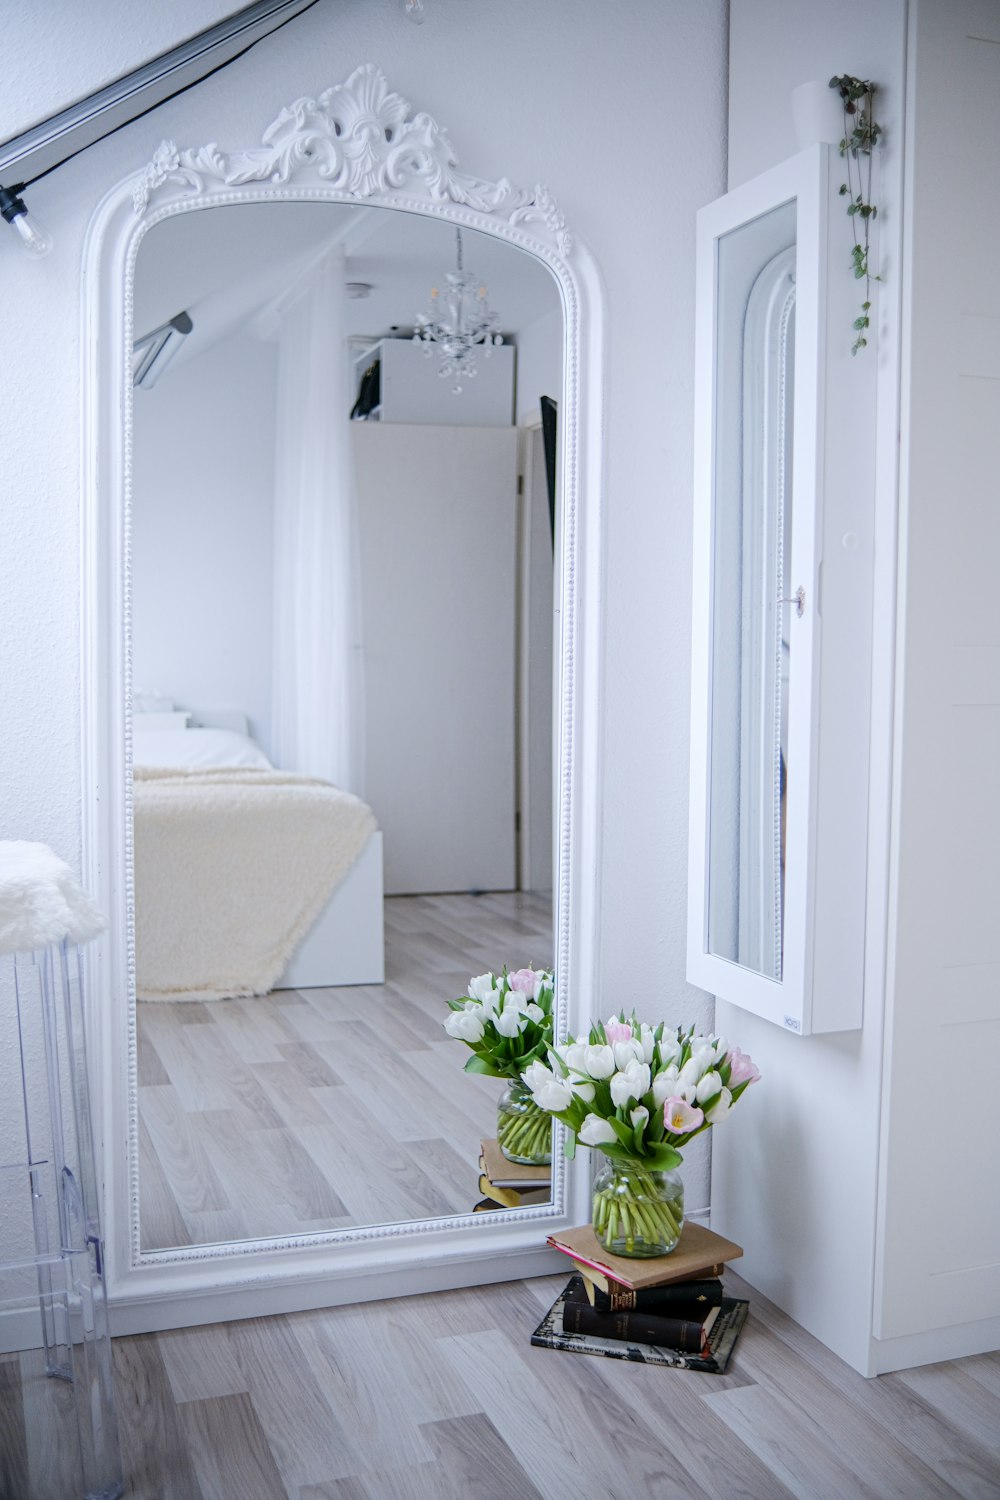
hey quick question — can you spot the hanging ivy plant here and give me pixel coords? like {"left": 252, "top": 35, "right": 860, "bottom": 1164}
{"left": 829, "top": 75, "right": 882, "bottom": 354}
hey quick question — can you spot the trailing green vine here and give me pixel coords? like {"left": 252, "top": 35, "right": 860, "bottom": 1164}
{"left": 829, "top": 75, "right": 881, "bottom": 354}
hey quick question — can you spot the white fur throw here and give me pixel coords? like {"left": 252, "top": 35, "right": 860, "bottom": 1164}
{"left": 0, "top": 841, "right": 106, "bottom": 955}
{"left": 133, "top": 766, "right": 376, "bottom": 1001}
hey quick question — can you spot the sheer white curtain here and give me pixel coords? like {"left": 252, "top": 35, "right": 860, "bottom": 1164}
{"left": 271, "top": 247, "right": 365, "bottom": 794}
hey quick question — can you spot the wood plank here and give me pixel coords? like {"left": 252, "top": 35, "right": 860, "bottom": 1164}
{"left": 0, "top": 1356, "right": 29, "bottom": 1500}
{"left": 176, "top": 1392, "right": 288, "bottom": 1500}
{"left": 224, "top": 1315, "right": 365, "bottom": 1490}
{"left": 420, "top": 1413, "right": 546, "bottom": 1499}
{"left": 111, "top": 1334, "right": 205, "bottom": 1500}
{"left": 157, "top": 1324, "right": 248, "bottom": 1405}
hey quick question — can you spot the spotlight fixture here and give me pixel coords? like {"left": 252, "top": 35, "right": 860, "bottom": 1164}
{"left": 346, "top": 282, "right": 374, "bottom": 300}
{"left": 132, "top": 312, "right": 194, "bottom": 389}
{"left": 0, "top": 186, "right": 52, "bottom": 259}
{"left": 413, "top": 228, "right": 503, "bottom": 394}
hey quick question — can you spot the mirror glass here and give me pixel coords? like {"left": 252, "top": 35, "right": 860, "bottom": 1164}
{"left": 707, "top": 199, "right": 796, "bottom": 981}
{"left": 129, "top": 201, "right": 563, "bottom": 1251}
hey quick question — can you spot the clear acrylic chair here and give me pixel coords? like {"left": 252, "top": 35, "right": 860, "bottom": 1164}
{"left": 1, "top": 843, "right": 123, "bottom": 1500}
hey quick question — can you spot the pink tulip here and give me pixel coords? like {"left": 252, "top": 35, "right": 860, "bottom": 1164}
{"left": 663, "top": 1096, "right": 704, "bottom": 1133}
{"left": 726, "top": 1047, "right": 761, "bottom": 1085}
{"left": 604, "top": 1018, "right": 633, "bottom": 1045}
{"left": 508, "top": 967, "right": 543, "bottom": 995}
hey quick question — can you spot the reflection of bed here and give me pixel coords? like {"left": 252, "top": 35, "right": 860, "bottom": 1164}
{"left": 132, "top": 713, "right": 384, "bottom": 1000}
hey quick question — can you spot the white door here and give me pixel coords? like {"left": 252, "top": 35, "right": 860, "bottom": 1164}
{"left": 353, "top": 422, "right": 519, "bottom": 895}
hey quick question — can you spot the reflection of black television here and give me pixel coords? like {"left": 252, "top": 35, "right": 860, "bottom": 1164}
{"left": 540, "top": 395, "right": 558, "bottom": 547}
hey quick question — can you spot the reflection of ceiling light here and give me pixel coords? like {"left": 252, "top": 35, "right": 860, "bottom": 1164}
{"left": 413, "top": 228, "right": 503, "bottom": 394}
{"left": 346, "top": 281, "right": 374, "bottom": 299}
{"left": 132, "top": 311, "right": 193, "bottom": 389}
{"left": 401, "top": 0, "right": 425, "bottom": 21}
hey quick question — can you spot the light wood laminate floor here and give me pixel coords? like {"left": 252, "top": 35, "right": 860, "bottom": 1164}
{"left": 3, "top": 1268, "right": 999, "bottom": 1499}
{"left": 138, "top": 892, "right": 554, "bottom": 1250}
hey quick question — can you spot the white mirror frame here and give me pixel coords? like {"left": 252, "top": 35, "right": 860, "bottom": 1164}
{"left": 80, "top": 64, "right": 604, "bottom": 1335}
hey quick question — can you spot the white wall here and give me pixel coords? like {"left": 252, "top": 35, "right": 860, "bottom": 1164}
{"left": 132, "top": 332, "right": 279, "bottom": 754}
{"left": 515, "top": 306, "right": 563, "bottom": 427}
{"left": 0, "top": 0, "right": 728, "bottom": 1264}
{"left": 713, "top": 0, "right": 908, "bottom": 1375}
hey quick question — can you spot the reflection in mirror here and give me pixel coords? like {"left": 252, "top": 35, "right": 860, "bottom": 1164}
{"left": 707, "top": 200, "right": 796, "bottom": 981}
{"left": 129, "top": 202, "right": 563, "bottom": 1250}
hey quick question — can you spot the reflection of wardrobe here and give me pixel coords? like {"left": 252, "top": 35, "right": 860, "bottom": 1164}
{"left": 353, "top": 423, "right": 518, "bottom": 895}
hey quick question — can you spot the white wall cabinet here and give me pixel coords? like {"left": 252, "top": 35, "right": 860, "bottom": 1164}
{"left": 687, "top": 144, "right": 876, "bottom": 1036}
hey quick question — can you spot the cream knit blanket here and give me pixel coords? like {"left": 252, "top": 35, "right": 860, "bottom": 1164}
{"left": 133, "top": 766, "right": 376, "bottom": 1001}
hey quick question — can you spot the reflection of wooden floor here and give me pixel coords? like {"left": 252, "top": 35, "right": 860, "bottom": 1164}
{"left": 138, "top": 890, "right": 553, "bottom": 1251}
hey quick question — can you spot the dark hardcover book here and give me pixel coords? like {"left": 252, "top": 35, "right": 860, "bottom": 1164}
{"left": 531, "top": 1277, "right": 749, "bottom": 1373}
{"left": 562, "top": 1296, "right": 719, "bottom": 1354}
{"left": 591, "top": 1278, "right": 724, "bottom": 1314}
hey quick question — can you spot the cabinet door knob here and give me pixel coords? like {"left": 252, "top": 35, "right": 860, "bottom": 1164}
{"left": 779, "top": 586, "right": 806, "bottom": 617}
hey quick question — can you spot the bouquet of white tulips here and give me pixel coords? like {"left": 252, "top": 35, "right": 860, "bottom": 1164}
{"left": 444, "top": 967, "right": 555, "bottom": 1164}
{"left": 443, "top": 967, "right": 555, "bottom": 1077}
{"left": 522, "top": 1013, "right": 760, "bottom": 1254}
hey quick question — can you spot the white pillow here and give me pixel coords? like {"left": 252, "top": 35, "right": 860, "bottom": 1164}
{"left": 134, "top": 711, "right": 190, "bottom": 731}
{"left": 133, "top": 727, "right": 272, "bottom": 771}
{"left": 134, "top": 692, "right": 175, "bottom": 713}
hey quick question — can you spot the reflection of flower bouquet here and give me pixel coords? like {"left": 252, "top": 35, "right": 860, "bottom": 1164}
{"left": 443, "top": 967, "right": 554, "bottom": 1079}
{"left": 444, "top": 967, "right": 556, "bottom": 1164}
{"left": 522, "top": 1014, "right": 760, "bottom": 1253}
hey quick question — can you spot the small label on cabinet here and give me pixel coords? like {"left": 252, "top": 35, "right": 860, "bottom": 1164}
{"left": 783, "top": 1015, "right": 801, "bottom": 1032}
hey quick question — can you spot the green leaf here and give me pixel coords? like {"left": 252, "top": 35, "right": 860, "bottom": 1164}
{"left": 644, "top": 1142, "right": 684, "bottom": 1171}
{"left": 607, "top": 1116, "right": 635, "bottom": 1149}
{"left": 463, "top": 1055, "right": 505, "bottom": 1078}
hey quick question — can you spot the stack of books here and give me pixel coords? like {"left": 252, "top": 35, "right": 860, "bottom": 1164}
{"left": 532, "top": 1221, "right": 749, "bottom": 1372}
{"left": 473, "top": 1138, "right": 551, "bottom": 1211}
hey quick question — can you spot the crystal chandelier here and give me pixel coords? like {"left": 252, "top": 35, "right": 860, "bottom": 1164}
{"left": 413, "top": 228, "right": 503, "bottom": 393}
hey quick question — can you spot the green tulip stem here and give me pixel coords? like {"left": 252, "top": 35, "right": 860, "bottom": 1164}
{"left": 497, "top": 1094, "right": 553, "bottom": 1164}
{"left": 592, "top": 1156, "right": 683, "bottom": 1257}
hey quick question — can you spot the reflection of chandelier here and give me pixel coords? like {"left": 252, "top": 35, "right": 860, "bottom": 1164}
{"left": 413, "top": 228, "right": 503, "bottom": 393}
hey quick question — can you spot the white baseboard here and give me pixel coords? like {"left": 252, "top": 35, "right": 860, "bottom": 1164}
{"left": 869, "top": 1313, "right": 1000, "bottom": 1375}
{"left": 1, "top": 1244, "right": 565, "bottom": 1350}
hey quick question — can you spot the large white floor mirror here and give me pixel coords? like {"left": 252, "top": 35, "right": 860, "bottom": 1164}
{"left": 82, "top": 64, "right": 605, "bottom": 1333}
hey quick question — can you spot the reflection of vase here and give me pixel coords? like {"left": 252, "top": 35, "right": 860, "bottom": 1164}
{"left": 496, "top": 1081, "right": 552, "bottom": 1165}
{"left": 592, "top": 1156, "right": 684, "bottom": 1258}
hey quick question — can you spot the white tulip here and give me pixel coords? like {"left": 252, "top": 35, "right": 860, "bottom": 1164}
{"left": 713, "top": 1036, "right": 728, "bottom": 1063}
{"left": 583, "top": 1044, "right": 616, "bottom": 1079}
{"left": 706, "top": 1087, "right": 733, "bottom": 1124}
{"left": 578, "top": 1114, "right": 618, "bottom": 1146}
{"left": 468, "top": 973, "right": 497, "bottom": 1004}
{"left": 570, "top": 1078, "right": 596, "bottom": 1103}
{"left": 651, "top": 1065, "right": 679, "bottom": 1106}
{"left": 630, "top": 1105, "right": 649, "bottom": 1129}
{"left": 533, "top": 1077, "right": 575, "bottom": 1112}
{"left": 659, "top": 1034, "right": 682, "bottom": 1065}
{"left": 443, "top": 1008, "right": 485, "bottom": 1043}
{"left": 612, "top": 1038, "right": 645, "bottom": 1069}
{"left": 679, "top": 1055, "right": 708, "bottom": 1088}
{"left": 609, "top": 1060, "right": 650, "bottom": 1108}
{"left": 522, "top": 1059, "right": 554, "bottom": 1093}
{"left": 524, "top": 1003, "right": 545, "bottom": 1023}
{"left": 637, "top": 1024, "right": 657, "bottom": 1063}
{"left": 561, "top": 1041, "right": 590, "bottom": 1073}
{"left": 494, "top": 1006, "right": 526, "bottom": 1038}
{"left": 695, "top": 1069, "right": 723, "bottom": 1104}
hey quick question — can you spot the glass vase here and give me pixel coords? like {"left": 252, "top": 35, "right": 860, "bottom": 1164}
{"left": 496, "top": 1081, "right": 552, "bottom": 1165}
{"left": 592, "top": 1156, "right": 684, "bottom": 1258}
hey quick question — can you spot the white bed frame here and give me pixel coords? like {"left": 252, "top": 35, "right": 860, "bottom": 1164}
{"left": 278, "top": 830, "right": 384, "bottom": 989}
{"left": 188, "top": 707, "right": 386, "bottom": 989}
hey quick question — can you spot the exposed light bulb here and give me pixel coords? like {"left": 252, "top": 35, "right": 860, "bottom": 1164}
{"left": 0, "top": 186, "right": 52, "bottom": 259}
